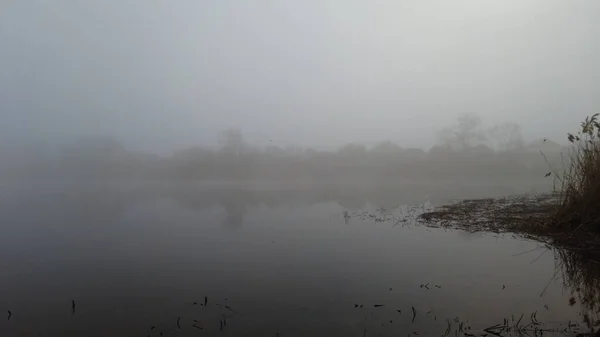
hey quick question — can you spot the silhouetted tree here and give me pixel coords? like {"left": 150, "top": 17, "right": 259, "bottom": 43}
{"left": 219, "top": 129, "right": 245, "bottom": 155}
{"left": 438, "top": 113, "right": 486, "bottom": 150}
{"left": 488, "top": 123, "right": 524, "bottom": 151}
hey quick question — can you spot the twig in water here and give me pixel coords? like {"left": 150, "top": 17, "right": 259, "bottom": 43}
{"left": 7, "top": 310, "right": 12, "bottom": 320}
{"left": 515, "top": 314, "right": 524, "bottom": 328}
{"left": 412, "top": 306, "right": 417, "bottom": 323}
{"left": 177, "top": 317, "right": 181, "bottom": 329}
{"left": 443, "top": 319, "right": 452, "bottom": 337}
{"left": 540, "top": 266, "right": 561, "bottom": 297}
{"left": 530, "top": 248, "right": 550, "bottom": 264}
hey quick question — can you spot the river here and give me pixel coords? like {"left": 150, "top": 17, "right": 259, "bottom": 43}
{"left": 0, "top": 181, "right": 593, "bottom": 336}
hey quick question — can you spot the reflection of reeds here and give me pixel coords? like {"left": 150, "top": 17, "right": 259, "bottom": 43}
{"left": 557, "top": 248, "right": 600, "bottom": 330}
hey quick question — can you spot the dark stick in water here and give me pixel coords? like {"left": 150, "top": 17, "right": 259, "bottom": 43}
{"left": 72, "top": 300, "right": 75, "bottom": 315}
{"left": 177, "top": 317, "right": 181, "bottom": 329}
{"left": 412, "top": 307, "right": 417, "bottom": 323}
{"left": 204, "top": 296, "right": 208, "bottom": 307}
{"left": 7, "top": 310, "right": 12, "bottom": 320}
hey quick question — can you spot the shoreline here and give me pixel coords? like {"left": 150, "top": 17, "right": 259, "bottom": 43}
{"left": 418, "top": 193, "right": 600, "bottom": 258}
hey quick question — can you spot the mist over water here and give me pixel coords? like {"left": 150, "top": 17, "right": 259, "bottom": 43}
{"left": 0, "top": 182, "right": 589, "bottom": 337}
{"left": 1, "top": 0, "right": 599, "bottom": 335}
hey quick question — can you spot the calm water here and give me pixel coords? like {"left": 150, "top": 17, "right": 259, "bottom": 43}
{"left": 0, "top": 182, "right": 591, "bottom": 336}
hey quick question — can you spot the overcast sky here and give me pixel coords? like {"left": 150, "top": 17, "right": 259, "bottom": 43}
{"left": 1, "top": 0, "right": 599, "bottom": 153}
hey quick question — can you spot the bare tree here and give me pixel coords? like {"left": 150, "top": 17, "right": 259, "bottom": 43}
{"left": 437, "top": 113, "right": 486, "bottom": 150}
{"left": 488, "top": 123, "right": 524, "bottom": 151}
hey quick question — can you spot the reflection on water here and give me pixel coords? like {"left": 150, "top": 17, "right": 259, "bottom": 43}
{"left": 0, "top": 182, "right": 596, "bottom": 336}
{"left": 558, "top": 248, "right": 600, "bottom": 332}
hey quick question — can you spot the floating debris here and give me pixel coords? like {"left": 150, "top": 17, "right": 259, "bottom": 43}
{"left": 373, "top": 304, "right": 384, "bottom": 308}
{"left": 396, "top": 310, "right": 402, "bottom": 314}
{"left": 72, "top": 300, "right": 75, "bottom": 315}
{"left": 177, "top": 317, "right": 181, "bottom": 329}
{"left": 443, "top": 319, "right": 452, "bottom": 337}
{"left": 502, "top": 285, "right": 506, "bottom": 290}
{"left": 411, "top": 306, "right": 417, "bottom": 323}
{"left": 7, "top": 310, "right": 12, "bottom": 321}
{"left": 205, "top": 296, "right": 208, "bottom": 307}
{"left": 150, "top": 326, "right": 155, "bottom": 330}
{"left": 354, "top": 304, "right": 359, "bottom": 308}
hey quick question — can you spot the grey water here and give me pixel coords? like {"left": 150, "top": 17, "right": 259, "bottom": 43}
{"left": 0, "top": 181, "right": 588, "bottom": 336}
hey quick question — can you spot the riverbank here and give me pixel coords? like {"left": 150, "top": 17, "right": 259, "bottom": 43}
{"left": 418, "top": 193, "right": 600, "bottom": 257}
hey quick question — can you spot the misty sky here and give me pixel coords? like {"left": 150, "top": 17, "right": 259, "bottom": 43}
{"left": 1, "top": 0, "right": 599, "bottom": 153}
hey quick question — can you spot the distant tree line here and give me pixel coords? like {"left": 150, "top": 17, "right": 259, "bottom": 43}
{"left": 0, "top": 114, "right": 566, "bottom": 182}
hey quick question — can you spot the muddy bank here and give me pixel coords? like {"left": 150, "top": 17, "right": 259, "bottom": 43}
{"left": 418, "top": 193, "right": 600, "bottom": 257}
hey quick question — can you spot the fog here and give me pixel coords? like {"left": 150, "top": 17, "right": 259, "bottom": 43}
{"left": 2, "top": 0, "right": 599, "bottom": 155}
{"left": 3, "top": 3, "right": 600, "bottom": 334}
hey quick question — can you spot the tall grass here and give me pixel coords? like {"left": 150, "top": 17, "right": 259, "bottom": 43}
{"left": 554, "top": 113, "right": 600, "bottom": 232}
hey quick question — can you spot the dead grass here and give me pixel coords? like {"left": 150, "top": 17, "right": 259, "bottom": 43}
{"left": 417, "top": 115, "right": 600, "bottom": 332}
{"left": 419, "top": 114, "right": 600, "bottom": 254}
{"left": 553, "top": 113, "right": 600, "bottom": 233}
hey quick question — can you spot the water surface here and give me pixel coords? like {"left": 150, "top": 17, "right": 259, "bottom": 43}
{"left": 0, "top": 182, "right": 590, "bottom": 336}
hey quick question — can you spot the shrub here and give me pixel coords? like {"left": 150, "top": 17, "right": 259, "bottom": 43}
{"left": 555, "top": 113, "right": 600, "bottom": 232}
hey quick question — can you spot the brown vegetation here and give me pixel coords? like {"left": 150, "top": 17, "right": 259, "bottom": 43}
{"left": 553, "top": 113, "right": 600, "bottom": 234}
{"left": 420, "top": 114, "right": 600, "bottom": 254}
